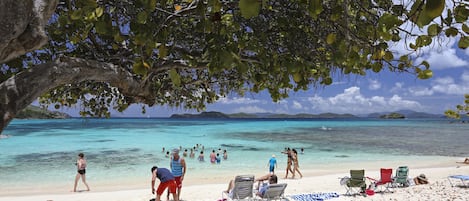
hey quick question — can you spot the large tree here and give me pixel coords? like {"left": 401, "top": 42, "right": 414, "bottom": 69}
{"left": 1, "top": 0, "right": 468, "bottom": 134}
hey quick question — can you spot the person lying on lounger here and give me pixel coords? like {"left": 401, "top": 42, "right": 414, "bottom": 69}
{"left": 407, "top": 174, "right": 429, "bottom": 186}
{"left": 456, "top": 158, "right": 469, "bottom": 164}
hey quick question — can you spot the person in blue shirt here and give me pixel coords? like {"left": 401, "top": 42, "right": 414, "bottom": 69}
{"left": 256, "top": 174, "right": 278, "bottom": 198}
{"left": 268, "top": 154, "right": 278, "bottom": 174}
{"left": 151, "top": 166, "right": 178, "bottom": 201}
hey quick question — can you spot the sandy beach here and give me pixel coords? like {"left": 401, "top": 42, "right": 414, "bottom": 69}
{"left": 1, "top": 160, "right": 467, "bottom": 201}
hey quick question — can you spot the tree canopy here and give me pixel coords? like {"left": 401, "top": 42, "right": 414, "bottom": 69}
{"left": 1, "top": 0, "right": 468, "bottom": 133}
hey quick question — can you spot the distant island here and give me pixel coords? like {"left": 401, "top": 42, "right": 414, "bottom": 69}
{"left": 379, "top": 112, "right": 405, "bottom": 119}
{"left": 170, "top": 110, "right": 444, "bottom": 119}
{"left": 16, "top": 105, "right": 71, "bottom": 119}
{"left": 170, "top": 111, "right": 358, "bottom": 119}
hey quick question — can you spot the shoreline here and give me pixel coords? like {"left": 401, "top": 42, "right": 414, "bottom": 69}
{"left": 1, "top": 158, "right": 468, "bottom": 200}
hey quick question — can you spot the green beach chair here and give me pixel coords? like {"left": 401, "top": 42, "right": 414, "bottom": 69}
{"left": 344, "top": 169, "right": 367, "bottom": 196}
{"left": 392, "top": 166, "right": 409, "bottom": 187}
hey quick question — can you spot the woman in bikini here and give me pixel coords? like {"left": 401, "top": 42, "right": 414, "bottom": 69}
{"left": 73, "top": 153, "right": 90, "bottom": 192}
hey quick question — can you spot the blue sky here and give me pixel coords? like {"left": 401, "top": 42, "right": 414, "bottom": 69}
{"left": 50, "top": 5, "right": 469, "bottom": 117}
{"left": 55, "top": 39, "right": 468, "bottom": 118}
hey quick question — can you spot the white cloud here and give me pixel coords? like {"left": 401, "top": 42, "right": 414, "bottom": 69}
{"left": 408, "top": 86, "right": 434, "bottom": 96}
{"left": 292, "top": 101, "right": 303, "bottom": 109}
{"left": 307, "top": 87, "right": 422, "bottom": 114}
{"left": 431, "top": 76, "right": 469, "bottom": 95}
{"left": 415, "top": 48, "right": 468, "bottom": 70}
{"left": 368, "top": 79, "right": 381, "bottom": 90}
{"left": 406, "top": 71, "right": 469, "bottom": 96}
{"left": 391, "top": 82, "right": 404, "bottom": 93}
{"left": 217, "top": 97, "right": 264, "bottom": 104}
{"left": 231, "top": 106, "right": 268, "bottom": 113}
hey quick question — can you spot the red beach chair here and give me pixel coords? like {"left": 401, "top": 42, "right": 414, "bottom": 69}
{"left": 367, "top": 168, "right": 393, "bottom": 193}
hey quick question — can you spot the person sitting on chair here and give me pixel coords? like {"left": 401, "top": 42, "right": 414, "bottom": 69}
{"left": 256, "top": 174, "right": 278, "bottom": 197}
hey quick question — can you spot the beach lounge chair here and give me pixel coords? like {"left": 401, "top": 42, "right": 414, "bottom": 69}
{"left": 344, "top": 169, "right": 366, "bottom": 196}
{"left": 366, "top": 168, "right": 393, "bottom": 193}
{"left": 447, "top": 175, "right": 469, "bottom": 187}
{"left": 256, "top": 183, "right": 287, "bottom": 200}
{"left": 392, "top": 166, "right": 409, "bottom": 187}
{"left": 222, "top": 175, "right": 255, "bottom": 200}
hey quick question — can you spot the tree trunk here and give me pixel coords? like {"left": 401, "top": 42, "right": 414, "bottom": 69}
{"left": 0, "top": 0, "right": 58, "bottom": 64}
{"left": 0, "top": 57, "right": 146, "bottom": 134}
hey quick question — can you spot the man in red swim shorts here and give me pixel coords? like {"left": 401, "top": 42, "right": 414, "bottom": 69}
{"left": 151, "top": 166, "right": 178, "bottom": 201}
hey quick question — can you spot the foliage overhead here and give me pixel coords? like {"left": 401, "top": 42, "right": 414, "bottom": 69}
{"left": 2, "top": 0, "right": 469, "bottom": 118}
{"left": 445, "top": 94, "right": 469, "bottom": 119}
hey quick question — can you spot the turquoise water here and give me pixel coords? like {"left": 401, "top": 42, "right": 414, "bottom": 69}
{"left": 0, "top": 118, "right": 467, "bottom": 192}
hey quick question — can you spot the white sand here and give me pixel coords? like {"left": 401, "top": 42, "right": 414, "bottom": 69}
{"left": 0, "top": 162, "right": 468, "bottom": 201}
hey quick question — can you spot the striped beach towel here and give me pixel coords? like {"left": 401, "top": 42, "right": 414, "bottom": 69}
{"left": 289, "top": 192, "right": 339, "bottom": 201}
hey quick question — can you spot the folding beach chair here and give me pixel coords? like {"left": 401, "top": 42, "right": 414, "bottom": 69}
{"left": 344, "top": 169, "right": 366, "bottom": 196}
{"left": 222, "top": 175, "right": 255, "bottom": 200}
{"left": 447, "top": 175, "right": 469, "bottom": 187}
{"left": 392, "top": 166, "right": 409, "bottom": 187}
{"left": 257, "top": 183, "right": 287, "bottom": 201}
{"left": 367, "top": 168, "right": 393, "bottom": 193}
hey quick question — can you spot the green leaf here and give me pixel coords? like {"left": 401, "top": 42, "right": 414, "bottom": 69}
{"left": 420, "top": 61, "right": 430, "bottom": 69}
{"left": 458, "top": 36, "right": 469, "bottom": 49}
{"left": 427, "top": 24, "right": 441, "bottom": 36}
{"left": 418, "top": 69, "right": 433, "bottom": 79}
{"left": 239, "top": 0, "right": 260, "bottom": 19}
{"left": 383, "top": 51, "right": 394, "bottom": 62}
{"left": 463, "top": 24, "right": 469, "bottom": 34}
{"left": 445, "top": 27, "right": 459, "bottom": 37}
{"left": 137, "top": 11, "right": 148, "bottom": 24}
{"left": 308, "top": 0, "right": 323, "bottom": 19}
{"left": 326, "top": 33, "right": 336, "bottom": 44}
{"left": 71, "top": 9, "right": 83, "bottom": 20}
{"left": 133, "top": 61, "right": 148, "bottom": 76}
{"left": 424, "top": 0, "right": 445, "bottom": 19}
{"left": 169, "top": 69, "right": 181, "bottom": 87}
{"left": 95, "top": 7, "right": 104, "bottom": 18}
{"left": 159, "top": 45, "right": 168, "bottom": 59}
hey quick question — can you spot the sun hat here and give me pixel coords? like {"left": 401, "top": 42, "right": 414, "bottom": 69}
{"left": 417, "top": 174, "right": 427, "bottom": 182}
{"left": 172, "top": 148, "right": 180, "bottom": 154}
{"left": 272, "top": 154, "right": 276, "bottom": 157}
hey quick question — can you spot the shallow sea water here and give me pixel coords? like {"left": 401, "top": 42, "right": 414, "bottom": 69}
{"left": 0, "top": 118, "right": 467, "bottom": 193}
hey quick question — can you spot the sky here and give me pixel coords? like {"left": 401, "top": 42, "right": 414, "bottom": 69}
{"left": 53, "top": 38, "right": 468, "bottom": 118}
{"left": 50, "top": 3, "right": 469, "bottom": 118}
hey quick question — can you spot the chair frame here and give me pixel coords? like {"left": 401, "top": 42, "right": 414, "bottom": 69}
{"left": 257, "top": 183, "right": 288, "bottom": 201}
{"left": 447, "top": 175, "right": 469, "bottom": 187}
{"left": 222, "top": 175, "right": 255, "bottom": 200}
{"left": 367, "top": 168, "right": 393, "bottom": 193}
{"left": 344, "top": 169, "right": 366, "bottom": 196}
{"left": 392, "top": 166, "right": 409, "bottom": 187}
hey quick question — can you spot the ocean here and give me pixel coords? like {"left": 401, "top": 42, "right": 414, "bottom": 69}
{"left": 0, "top": 118, "right": 467, "bottom": 194}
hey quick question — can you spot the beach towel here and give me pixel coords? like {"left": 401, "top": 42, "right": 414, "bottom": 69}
{"left": 289, "top": 192, "right": 339, "bottom": 201}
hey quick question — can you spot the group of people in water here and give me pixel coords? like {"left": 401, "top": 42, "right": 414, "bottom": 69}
{"left": 163, "top": 144, "right": 228, "bottom": 164}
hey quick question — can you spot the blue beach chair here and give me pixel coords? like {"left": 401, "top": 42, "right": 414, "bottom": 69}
{"left": 447, "top": 175, "right": 469, "bottom": 187}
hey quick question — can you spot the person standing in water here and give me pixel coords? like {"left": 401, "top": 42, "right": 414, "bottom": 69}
{"left": 73, "top": 153, "right": 90, "bottom": 192}
{"left": 281, "top": 148, "right": 294, "bottom": 179}
{"left": 291, "top": 149, "right": 303, "bottom": 179}
{"left": 268, "top": 154, "right": 278, "bottom": 174}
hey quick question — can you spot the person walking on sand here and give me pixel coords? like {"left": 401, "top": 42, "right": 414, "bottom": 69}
{"left": 151, "top": 166, "right": 178, "bottom": 201}
{"left": 167, "top": 148, "right": 186, "bottom": 201}
{"left": 268, "top": 154, "right": 278, "bottom": 174}
{"left": 281, "top": 148, "right": 294, "bottom": 179}
{"left": 291, "top": 149, "right": 303, "bottom": 179}
{"left": 73, "top": 153, "right": 90, "bottom": 192}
